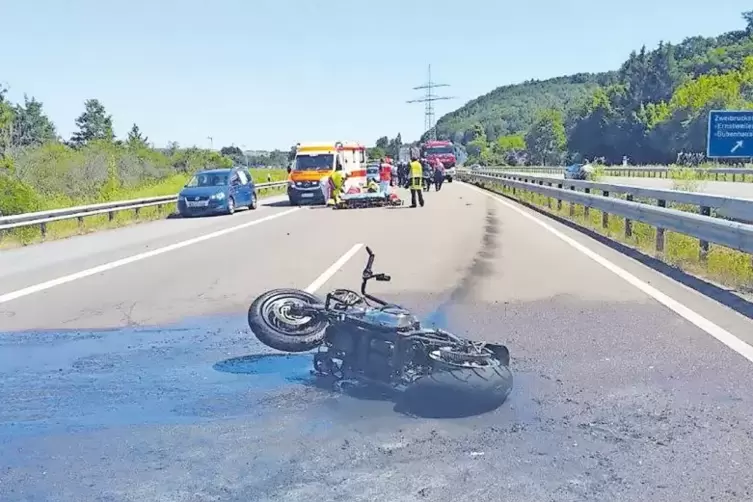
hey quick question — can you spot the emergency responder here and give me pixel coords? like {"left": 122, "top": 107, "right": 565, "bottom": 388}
{"left": 327, "top": 169, "right": 347, "bottom": 206}
{"left": 422, "top": 158, "right": 433, "bottom": 191}
{"left": 379, "top": 157, "right": 392, "bottom": 193}
{"left": 433, "top": 159, "right": 445, "bottom": 191}
{"left": 408, "top": 154, "right": 424, "bottom": 208}
{"left": 398, "top": 161, "right": 409, "bottom": 187}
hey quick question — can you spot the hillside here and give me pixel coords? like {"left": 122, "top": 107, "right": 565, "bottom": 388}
{"left": 432, "top": 72, "right": 617, "bottom": 143}
{"left": 430, "top": 11, "right": 753, "bottom": 165}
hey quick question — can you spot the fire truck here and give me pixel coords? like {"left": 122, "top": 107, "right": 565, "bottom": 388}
{"left": 420, "top": 140, "right": 457, "bottom": 182}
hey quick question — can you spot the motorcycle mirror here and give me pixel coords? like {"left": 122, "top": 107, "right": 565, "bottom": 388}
{"left": 365, "top": 246, "right": 374, "bottom": 256}
{"left": 375, "top": 274, "right": 391, "bottom": 282}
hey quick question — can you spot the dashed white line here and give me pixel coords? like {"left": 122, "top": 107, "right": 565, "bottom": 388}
{"left": 0, "top": 208, "right": 301, "bottom": 305}
{"left": 305, "top": 243, "right": 364, "bottom": 293}
{"left": 463, "top": 182, "right": 753, "bottom": 364}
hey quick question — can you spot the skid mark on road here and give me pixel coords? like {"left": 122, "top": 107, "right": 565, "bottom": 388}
{"left": 426, "top": 199, "right": 500, "bottom": 328}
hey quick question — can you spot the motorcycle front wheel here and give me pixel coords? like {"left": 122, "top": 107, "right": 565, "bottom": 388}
{"left": 247, "top": 288, "right": 328, "bottom": 353}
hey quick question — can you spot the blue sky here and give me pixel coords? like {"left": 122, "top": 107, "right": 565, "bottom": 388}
{"left": 1, "top": 0, "right": 751, "bottom": 150}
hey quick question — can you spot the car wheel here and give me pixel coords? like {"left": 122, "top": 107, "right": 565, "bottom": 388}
{"left": 249, "top": 192, "right": 258, "bottom": 210}
{"left": 226, "top": 197, "right": 235, "bottom": 215}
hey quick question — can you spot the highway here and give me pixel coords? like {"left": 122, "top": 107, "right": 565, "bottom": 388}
{"left": 512, "top": 172, "right": 753, "bottom": 198}
{"left": 2, "top": 184, "right": 753, "bottom": 501}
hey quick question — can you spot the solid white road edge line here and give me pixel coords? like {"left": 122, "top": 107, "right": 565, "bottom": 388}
{"left": 0, "top": 207, "right": 301, "bottom": 305}
{"left": 305, "top": 243, "right": 364, "bottom": 294}
{"left": 462, "top": 182, "right": 753, "bottom": 364}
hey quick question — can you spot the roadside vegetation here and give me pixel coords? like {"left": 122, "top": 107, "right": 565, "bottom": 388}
{"left": 0, "top": 92, "right": 287, "bottom": 247}
{"left": 430, "top": 10, "right": 753, "bottom": 168}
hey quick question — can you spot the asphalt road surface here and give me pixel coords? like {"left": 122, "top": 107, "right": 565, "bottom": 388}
{"left": 3, "top": 184, "right": 753, "bottom": 501}
{"left": 512, "top": 172, "right": 753, "bottom": 199}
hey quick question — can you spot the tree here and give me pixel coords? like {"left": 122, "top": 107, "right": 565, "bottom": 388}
{"left": 11, "top": 95, "right": 57, "bottom": 147}
{"left": 70, "top": 99, "right": 114, "bottom": 147}
{"left": 126, "top": 123, "right": 148, "bottom": 147}
{"left": 743, "top": 10, "right": 753, "bottom": 32}
{"left": 525, "top": 109, "right": 566, "bottom": 165}
{"left": 220, "top": 145, "right": 243, "bottom": 156}
{"left": 375, "top": 136, "right": 389, "bottom": 150}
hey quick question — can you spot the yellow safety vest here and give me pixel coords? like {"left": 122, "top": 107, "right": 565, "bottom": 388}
{"left": 331, "top": 170, "right": 343, "bottom": 189}
{"left": 409, "top": 160, "right": 423, "bottom": 190}
{"left": 410, "top": 160, "right": 422, "bottom": 179}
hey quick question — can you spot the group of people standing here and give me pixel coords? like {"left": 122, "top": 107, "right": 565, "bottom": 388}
{"left": 394, "top": 156, "right": 445, "bottom": 208}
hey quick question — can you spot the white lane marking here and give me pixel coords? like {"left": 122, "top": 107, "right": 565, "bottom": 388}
{"left": 463, "top": 183, "right": 753, "bottom": 364}
{"left": 0, "top": 208, "right": 301, "bottom": 305}
{"left": 305, "top": 243, "right": 364, "bottom": 293}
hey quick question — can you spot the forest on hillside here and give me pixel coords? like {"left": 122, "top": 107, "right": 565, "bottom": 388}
{"left": 428, "top": 10, "right": 753, "bottom": 166}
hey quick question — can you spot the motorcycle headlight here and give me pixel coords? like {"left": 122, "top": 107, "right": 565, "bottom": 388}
{"left": 210, "top": 192, "right": 225, "bottom": 200}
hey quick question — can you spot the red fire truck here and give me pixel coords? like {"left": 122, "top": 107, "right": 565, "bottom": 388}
{"left": 420, "top": 140, "right": 457, "bottom": 182}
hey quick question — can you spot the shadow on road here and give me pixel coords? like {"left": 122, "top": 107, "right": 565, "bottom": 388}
{"left": 213, "top": 353, "right": 505, "bottom": 419}
{"left": 262, "top": 200, "right": 294, "bottom": 208}
{"left": 494, "top": 190, "right": 753, "bottom": 322}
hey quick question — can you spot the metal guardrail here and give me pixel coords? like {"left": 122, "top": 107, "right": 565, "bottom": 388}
{"left": 458, "top": 171, "right": 753, "bottom": 258}
{"left": 481, "top": 165, "right": 753, "bottom": 180}
{"left": 471, "top": 169, "right": 753, "bottom": 224}
{"left": 0, "top": 181, "right": 287, "bottom": 236}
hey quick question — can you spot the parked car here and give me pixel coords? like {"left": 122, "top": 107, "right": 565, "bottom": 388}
{"left": 563, "top": 163, "right": 594, "bottom": 180}
{"left": 177, "top": 166, "right": 258, "bottom": 217}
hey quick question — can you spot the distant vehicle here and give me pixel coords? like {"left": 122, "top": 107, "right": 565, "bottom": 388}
{"left": 177, "top": 167, "right": 258, "bottom": 217}
{"left": 421, "top": 140, "right": 457, "bottom": 182}
{"left": 563, "top": 163, "right": 594, "bottom": 180}
{"left": 366, "top": 162, "right": 381, "bottom": 182}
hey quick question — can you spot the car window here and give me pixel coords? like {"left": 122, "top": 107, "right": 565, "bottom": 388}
{"left": 237, "top": 170, "right": 249, "bottom": 184}
{"left": 230, "top": 174, "right": 241, "bottom": 186}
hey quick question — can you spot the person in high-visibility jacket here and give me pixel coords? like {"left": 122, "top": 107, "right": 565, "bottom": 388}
{"left": 408, "top": 154, "right": 424, "bottom": 208}
{"left": 327, "top": 170, "right": 346, "bottom": 205}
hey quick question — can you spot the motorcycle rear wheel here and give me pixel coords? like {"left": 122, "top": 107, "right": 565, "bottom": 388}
{"left": 406, "top": 350, "right": 513, "bottom": 408}
{"left": 247, "top": 288, "right": 328, "bottom": 353}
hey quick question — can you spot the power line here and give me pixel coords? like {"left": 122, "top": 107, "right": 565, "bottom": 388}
{"left": 407, "top": 64, "right": 455, "bottom": 141}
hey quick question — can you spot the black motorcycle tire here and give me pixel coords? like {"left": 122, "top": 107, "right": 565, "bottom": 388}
{"left": 247, "top": 288, "right": 328, "bottom": 353}
{"left": 406, "top": 359, "right": 513, "bottom": 407}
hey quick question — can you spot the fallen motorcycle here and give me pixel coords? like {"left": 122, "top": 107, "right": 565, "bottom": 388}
{"left": 247, "top": 247, "right": 512, "bottom": 405}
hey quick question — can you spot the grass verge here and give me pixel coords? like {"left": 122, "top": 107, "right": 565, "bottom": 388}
{"left": 473, "top": 179, "right": 753, "bottom": 292}
{"left": 0, "top": 169, "right": 287, "bottom": 249}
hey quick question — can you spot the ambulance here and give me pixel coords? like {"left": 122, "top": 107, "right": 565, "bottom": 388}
{"left": 287, "top": 141, "right": 367, "bottom": 205}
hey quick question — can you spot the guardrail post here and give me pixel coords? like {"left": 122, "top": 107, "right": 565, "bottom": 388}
{"left": 584, "top": 188, "right": 590, "bottom": 218}
{"left": 77, "top": 216, "right": 84, "bottom": 230}
{"left": 108, "top": 210, "right": 115, "bottom": 222}
{"left": 546, "top": 183, "right": 552, "bottom": 208}
{"left": 557, "top": 184, "right": 562, "bottom": 211}
{"left": 625, "top": 195, "right": 633, "bottom": 237}
{"left": 656, "top": 200, "right": 666, "bottom": 253}
{"left": 699, "top": 206, "right": 711, "bottom": 262}
{"left": 601, "top": 191, "right": 609, "bottom": 228}
{"left": 569, "top": 186, "right": 576, "bottom": 216}
{"left": 134, "top": 207, "right": 140, "bottom": 218}
{"left": 40, "top": 222, "right": 47, "bottom": 240}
